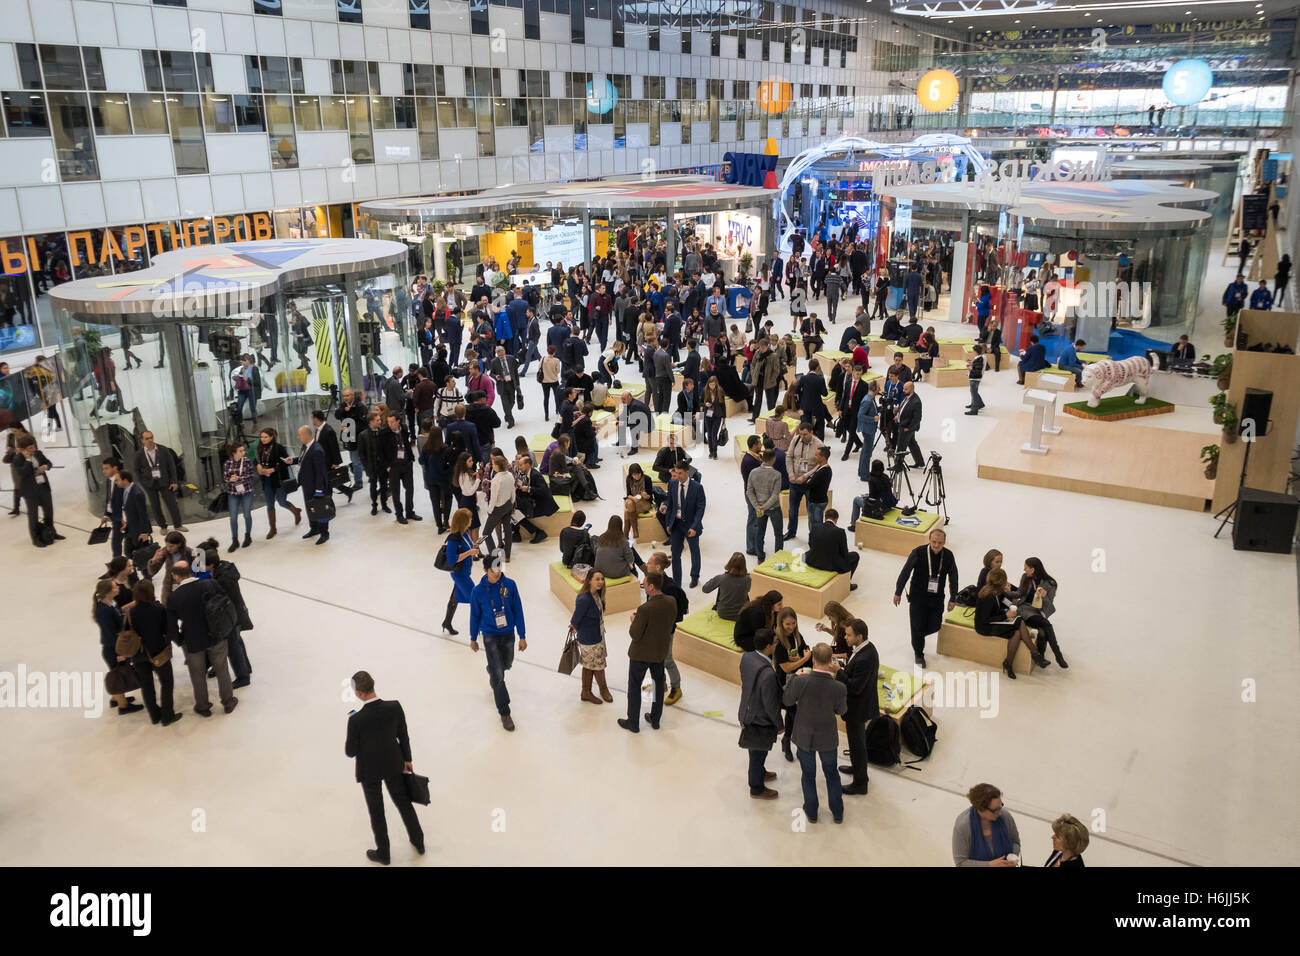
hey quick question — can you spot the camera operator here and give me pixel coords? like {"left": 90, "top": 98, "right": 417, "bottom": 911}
{"left": 893, "top": 380, "right": 924, "bottom": 470}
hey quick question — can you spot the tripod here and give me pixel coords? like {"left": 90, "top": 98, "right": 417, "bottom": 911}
{"left": 889, "top": 453, "right": 915, "bottom": 503}
{"left": 1213, "top": 438, "right": 1254, "bottom": 539}
{"left": 917, "top": 454, "right": 950, "bottom": 523}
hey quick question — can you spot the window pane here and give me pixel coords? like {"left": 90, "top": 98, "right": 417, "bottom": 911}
{"left": 16, "top": 44, "right": 42, "bottom": 90}
{"left": 410, "top": 0, "right": 431, "bottom": 30}
{"left": 319, "top": 95, "right": 348, "bottom": 131}
{"left": 394, "top": 96, "right": 416, "bottom": 129}
{"left": 266, "top": 93, "right": 297, "bottom": 167}
{"left": 91, "top": 92, "right": 132, "bottom": 135}
{"left": 2, "top": 92, "right": 49, "bottom": 137}
{"left": 48, "top": 91, "right": 98, "bottom": 180}
{"left": 338, "top": 0, "right": 363, "bottom": 24}
{"left": 202, "top": 93, "right": 235, "bottom": 132}
{"left": 371, "top": 95, "right": 395, "bottom": 129}
{"left": 39, "top": 45, "right": 84, "bottom": 90}
{"left": 235, "top": 94, "right": 265, "bottom": 132}
{"left": 83, "top": 48, "right": 106, "bottom": 91}
{"left": 142, "top": 51, "right": 163, "bottom": 92}
{"left": 128, "top": 93, "right": 168, "bottom": 134}
{"left": 412, "top": 64, "right": 436, "bottom": 97}
{"left": 415, "top": 97, "right": 438, "bottom": 159}
{"left": 290, "top": 58, "right": 305, "bottom": 94}
{"left": 346, "top": 93, "right": 372, "bottom": 162}
{"left": 253, "top": 0, "right": 282, "bottom": 14}
{"left": 160, "top": 51, "right": 197, "bottom": 92}
{"left": 166, "top": 93, "right": 206, "bottom": 173}
{"left": 293, "top": 95, "right": 321, "bottom": 131}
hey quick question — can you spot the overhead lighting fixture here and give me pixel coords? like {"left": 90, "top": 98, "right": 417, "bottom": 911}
{"left": 892, "top": 0, "right": 1267, "bottom": 16}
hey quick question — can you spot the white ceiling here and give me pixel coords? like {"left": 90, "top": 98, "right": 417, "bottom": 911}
{"left": 882, "top": 0, "right": 1299, "bottom": 30}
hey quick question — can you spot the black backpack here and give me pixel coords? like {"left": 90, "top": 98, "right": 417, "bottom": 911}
{"left": 899, "top": 706, "right": 938, "bottom": 759}
{"left": 953, "top": 584, "right": 979, "bottom": 607}
{"left": 865, "top": 714, "right": 903, "bottom": 766}
{"left": 572, "top": 537, "right": 596, "bottom": 568}
{"left": 202, "top": 584, "right": 240, "bottom": 641}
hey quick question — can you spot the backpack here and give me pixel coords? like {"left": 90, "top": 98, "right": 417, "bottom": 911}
{"left": 899, "top": 706, "right": 938, "bottom": 760}
{"left": 953, "top": 584, "right": 979, "bottom": 607}
{"left": 859, "top": 497, "right": 888, "bottom": 521}
{"left": 572, "top": 536, "right": 596, "bottom": 568}
{"left": 202, "top": 585, "right": 240, "bottom": 642}
{"left": 864, "top": 714, "right": 902, "bottom": 766}
{"left": 569, "top": 461, "right": 599, "bottom": 501}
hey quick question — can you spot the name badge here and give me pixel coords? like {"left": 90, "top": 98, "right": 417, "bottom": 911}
{"left": 151, "top": 467, "right": 162, "bottom": 479}
{"left": 928, "top": 576, "right": 940, "bottom": 594}
{"left": 397, "top": 447, "right": 406, "bottom": 460}
{"left": 36, "top": 473, "right": 47, "bottom": 484}
{"left": 494, "top": 610, "right": 508, "bottom": 629}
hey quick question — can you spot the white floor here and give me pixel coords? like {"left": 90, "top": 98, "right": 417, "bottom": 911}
{"left": 1, "top": 268, "right": 1296, "bottom": 868}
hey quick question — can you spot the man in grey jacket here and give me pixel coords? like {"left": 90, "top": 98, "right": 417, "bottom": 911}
{"left": 738, "top": 628, "right": 783, "bottom": 799}
{"left": 783, "top": 642, "right": 848, "bottom": 823}
{"left": 745, "top": 449, "right": 784, "bottom": 563}
{"left": 651, "top": 342, "right": 673, "bottom": 414}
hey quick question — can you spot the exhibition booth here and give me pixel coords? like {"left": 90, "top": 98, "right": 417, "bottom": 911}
{"left": 356, "top": 175, "right": 772, "bottom": 287}
{"left": 48, "top": 238, "right": 412, "bottom": 524}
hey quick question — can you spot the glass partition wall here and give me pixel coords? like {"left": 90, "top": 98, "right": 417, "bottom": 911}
{"left": 54, "top": 262, "right": 412, "bottom": 523}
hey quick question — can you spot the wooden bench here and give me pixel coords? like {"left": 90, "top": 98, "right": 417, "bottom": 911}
{"left": 749, "top": 550, "right": 851, "bottom": 617}
{"left": 1023, "top": 367, "right": 1077, "bottom": 392}
{"left": 854, "top": 508, "right": 944, "bottom": 556}
{"left": 937, "top": 337, "right": 975, "bottom": 362}
{"left": 930, "top": 360, "right": 970, "bottom": 388}
{"left": 641, "top": 413, "right": 685, "bottom": 451}
{"left": 548, "top": 562, "right": 642, "bottom": 615}
{"left": 591, "top": 409, "right": 617, "bottom": 439}
{"left": 531, "top": 495, "right": 574, "bottom": 536}
{"left": 780, "top": 488, "right": 832, "bottom": 520}
{"left": 963, "top": 345, "right": 1010, "bottom": 365}
{"left": 603, "top": 384, "right": 645, "bottom": 410}
{"left": 673, "top": 609, "right": 744, "bottom": 683}
{"left": 622, "top": 460, "right": 667, "bottom": 492}
{"left": 936, "top": 605, "right": 1034, "bottom": 675}
{"left": 725, "top": 396, "right": 750, "bottom": 417}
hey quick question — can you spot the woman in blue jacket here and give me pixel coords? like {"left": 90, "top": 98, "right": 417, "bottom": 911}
{"left": 975, "top": 285, "right": 991, "bottom": 339}
{"left": 442, "top": 508, "right": 480, "bottom": 635}
{"left": 568, "top": 570, "right": 613, "bottom": 705}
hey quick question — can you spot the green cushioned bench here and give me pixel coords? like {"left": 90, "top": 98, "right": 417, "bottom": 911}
{"left": 548, "top": 560, "right": 641, "bottom": 614}
{"left": 878, "top": 665, "right": 926, "bottom": 717}
{"left": 932, "top": 359, "right": 970, "bottom": 388}
{"left": 936, "top": 604, "right": 1034, "bottom": 675}
{"left": 603, "top": 385, "right": 645, "bottom": 409}
{"left": 673, "top": 608, "right": 744, "bottom": 681}
{"left": 531, "top": 495, "right": 573, "bottom": 536}
{"left": 854, "top": 508, "right": 944, "bottom": 556}
{"left": 750, "top": 549, "right": 851, "bottom": 617}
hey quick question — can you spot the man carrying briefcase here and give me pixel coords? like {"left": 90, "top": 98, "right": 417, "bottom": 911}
{"left": 345, "top": 671, "right": 425, "bottom": 865}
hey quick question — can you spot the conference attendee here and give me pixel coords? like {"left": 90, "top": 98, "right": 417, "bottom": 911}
{"left": 618, "top": 571, "right": 677, "bottom": 733}
{"left": 570, "top": 570, "right": 614, "bottom": 705}
{"left": 652, "top": 432, "right": 691, "bottom": 485}
{"left": 976, "top": 548, "right": 1003, "bottom": 591}
{"left": 659, "top": 463, "right": 705, "bottom": 588}
{"left": 95, "top": 580, "right": 142, "bottom": 715}
{"left": 792, "top": 444, "right": 833, "bottom": 532}
{"left": 200, "top": 541, "right": 254, "bottom": 688}
{"left": 974, "top": 567, "right": 1049, "bottom": 679}
{"left": 12, "top": 436, "right": 59, "bottom": 548}
{"left": 256, "top": 427, "right": 303, "bottom": 536}
{"left": 784, "top": 642, "right": 847, "bottom": 822}
{"left": 465, "top": 389, "right": 501, "bottom": 454}
{"left": 953, "top": 783, "right": 1022, "bottom": 867}
{"left": 345, "top": 671, "right": 424, "bottom": 865}
{"left": 738, "top": 627, "right": 783, "bottom": 799}
{"left": 120, "top": 579, "right": 181, "bottom": 726}
{"left": 904, "top": 263, "right": 923, "bottom": 319}
{"left": 674, "top": 376, "right": 700, "bottom": 440}
{"left": 98, "top": 457, "right": 126, "bottom": 557}
{"left": 166, "top": 561, "right": 237, "bottom": 717}
{"left": 1275, "top": 254, "right": 1291, "bottom": 303}
{"left": 783, "top": 422, "right": 817, "bottom": 539}
{"left": 357, "top": 411, "right": 391, "bottom": 515}
{"left": 850, "top": 459, "right": 898, "bottom": 527}
{"left": 795, "top": 360, "right": 828, "bottom": 438}
{"left": 855, "top": 379, "right": 880, "bottom": 479}
{"left": 468, "top": 552, "right": 527, "bottom": 732}
{"left": 593, "top": 516, "right": 638, "bottom": 580}
{"left": 893, "top": 380, "right": 924, "bottom": 470}
{"left": 1015, "top": 334, "right": 1049, "bottom": 385}
{"left": 1250, "top": 278, "right": 1274, "bottom": 311}
{"left": 1016, "top": 556, "right": 1067, "bottom": 667}
{"left": 312, "top": 409, "right": 353, "bottom": 501}
{"left": 836, "top": 617, "right": 877, "bottom": 796}
{"left": 220, "top": 443, "right": 256, "bottom": 550}
{"left": 643, "top": 550, "right": 687, "bottom": 705}
{"left": 748, "top": 338, "right": 783, "bottom": 422}
{"left": 489, "top": 345, "right": 522, "bottom": 428}
{"left": 1223, "top": 273, "right": 1249, "bottom": 323}
{"left": 440, "top": 508, "right": 480, "bottom": 635}
{"left": 1044, "top": 813, "right": 1090, "bottom": 867}
{"left": 894, "top": 527, "right": 958, "bottom": 666}
{"left": 702, "top": 552, "right": 752, "bottom": 621}
{"left": 296, "top": 424, "right": 333, "bottom": 545}
{"left": 746, "top": 448, "right": 784, "bottom": 563}
{"left": 962, "top": 342, "right": 988, "bottom": 417}
{"left": 618, "top": 390, "right": 655, "bottom": 456}
{"left": 383, "top": 411, "right": 420, "bottom": 524}
{"left": 419, "top": 425, "right": 453, "bottom": 533}
{"left": 771, "top": 607, "right": 811, "bottom": 762}
{"left": 479, "top": 455, "right": 518, "bottom": 561}
{"left": 1170, "top": 334, "right": 1195, "bottom": 363}
{"left": 335, "top": 388, "right": 370, "bottom": 491}
{"left": 805, "top": 508, "right": 859, "bottom": 586}
{"left": 734, "top": 589, "right": 783, "bottom": 653}
{"left": 134, "top": 431, "right": 186, "bottom": 533}
{"left": 445, "top": 403, "right": 484, "bottom": 465}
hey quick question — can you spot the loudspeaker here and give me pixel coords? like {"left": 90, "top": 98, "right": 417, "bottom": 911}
{"left": 1239, "top": 387, "right": 1273, "bottom": 436}
{"left": 1232, "top": 487, "right": 1298, "bottom": 553}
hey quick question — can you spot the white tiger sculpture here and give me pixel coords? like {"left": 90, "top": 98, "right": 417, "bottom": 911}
{"left": 1081, "top": 356, "right": 1152, "bottom": 408}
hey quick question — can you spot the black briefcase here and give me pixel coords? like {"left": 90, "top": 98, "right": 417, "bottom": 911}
{"left": 405, "top": 772, "right": 431, "bottom": 806}
{"left": 304, "top": 495, "right": 335, "bottom": 523}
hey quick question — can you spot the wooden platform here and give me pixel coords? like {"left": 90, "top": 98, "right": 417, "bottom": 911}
{"left": 975, "top": 412, "right": 1213, "bottom": 511}
{"left": 725, "top": 396, "right": 749, "bottom": 417}
{"left": 1063, "top": 399, "right": 1174, "bottom": 422}
{"left": 937, "top": 338, "right": 974, "bottom": 362}
{"left": 532, "top": 496, "right": 574, "bottom": 536}
{"left": 855, "top": 513, "right": 944, "bottom": 556}
{"left": 936, "top": 616, "right": 1035, "bottom": 675}
{"left": 780, "top": 488, "right": 832, "bottom": 519}
{"left": 548, "top": 562, "right": 642, "bottom": 614}
{"left": 750, "top": 568, "right": 851, "bottom": 617}
{"left": 672, "top": 629, "right": 742, "bottom": 683}
{"left": 931, "top": 362, "right": 969, "bottom": 388}
{"left": 1023, "top": 367, "right": 1077, "bottom": 392}
{"left": 632, "top": 509, "right": 667, "bottom": 546}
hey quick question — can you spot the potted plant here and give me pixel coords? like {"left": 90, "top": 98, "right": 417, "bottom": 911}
{"left": 430, "top": 278, "right": 446, "bottom": 298}
{"left": 1221, "top": 313, "right": 1238, "bottom": 347}
{"left": 1210, "top": 354, "right": 1232, "bottom": 391}
{"left": 1209, "top": 391, "right": 1228, "bottom": 425}
{"left": 1221, "top": 403, "right": 1239, "bottom": 443}
{"left": 738, "top": 252, "right": 753, "bottom": 281}
{"left": 492, "top": 272, "right": 510, "bottom": 291}
{"left": 1201, "top": 443, "right": 1220, "bottom": 480}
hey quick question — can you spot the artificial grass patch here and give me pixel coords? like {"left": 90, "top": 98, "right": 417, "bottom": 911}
{"left": 1063, "top": 395, "right": 1174, "bottom": 421}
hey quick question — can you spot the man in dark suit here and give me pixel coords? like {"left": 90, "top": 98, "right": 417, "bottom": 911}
{"left": 893, "top": 527, "right": 958, "bottom": 666}
{"left": 489, "top": 345, "right": 522, "bottom": 428}
{"left": 677, "top": 338, "right": 700, "bottom": 385}
{"left": 618, "top": 571, "right": 678, "bottom": 733}
{"left": 166, "top": 562, "right": 237, "bottom": 716}
{"left": 784, "top": 642, "right": 848, "bottom": 822}
{"left": 797, "top": 360, "right": 828, "bottom": 438}
{"left": 674, "top": 376, "right": 699, "bottom": 441}
{"left": 312, "top": 409, "right": 353, "bottom": 502}
{"left": 98, "top": 456, "right": 126, "bottom": 556}
{"left": 345, "top": 670, "right": 424, "bottom": 864}
{"left": 893, "top": 380, "right": 924, "bottom": 469}
{"left": 117, "top": 471, "right": 152, "bottom": 548}
{"left": 1016, "top": 333, "right": 1049, "bottom": 384}
{"left": 134, "top": 431, "right": 186, "bottom": 532}
{"left": 12, "top": 435, "right": 61, "bottom": 547}
{"left": 618, "top": 391, "right": 654, "bottom": 456}
{"left": 805, "top": 509, "right": 859, "bottom": 586}
{"left": 659, "top": 463, "right": 705, "bottom": 588}
{"left": 382, "top": 411, "right": 420, "bottom": 524}
{"left": 836, "top": 618, "right": 878, "bottom": 796}
{"left": 296, "top": 425, "right": 333, "bottom": 544}
{"left": 738, "top": 627, "right": 783, "bottom": 799}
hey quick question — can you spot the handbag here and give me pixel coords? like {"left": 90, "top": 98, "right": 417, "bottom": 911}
{"left": 557, "top": 634, "right": 582, "bottom": 675}
{"left": 404, "top": 772, "right": 431, "bottom": 806}
{"left": 281, "top": 477, "right": 299, "bottom": 495}
{"left": 104, "top": 662, "right": 140, "bottom": 695}
{"left": 305, "top": 495, "right": 336, "bottom": 523}
{"left": 115, "top": 610, "right": 142, "bottom": 659}
{"left": 718, "top": 424, "right": 729, "bottom": 444}
{"left": 516, "top": 389, "right": 524, "bottom": 410}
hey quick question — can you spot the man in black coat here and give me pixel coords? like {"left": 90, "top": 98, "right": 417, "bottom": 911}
{"left": 11, "top": 435, "right": 61, "bottom": 547}
{"left": 893, "top": 527, "right": 958, "bottom": 666}
{"left": 134, "top": 430, "right": 186, "bottom": 532}
{"left": 489, "top": 345, "right": 522, "bottom": 428}
{"left": 166, "top": 562, "right": 237, "bottom": 716}
{"left": 312, "top": 409, "right": 354, "bottom": 502}
{"left": 382, "top": 411, "right": 420, "bottom": 524}
{"left": 805, "top": 509, "right": 859, "bottom": 584}
{"left": 465, "top": 391, "right": 501, "bottom": 450}
{"left": 619, "top": 391, "right": 654, "bottom": 456}
{"left": 345, "top": 670, "right": 424, "bottom": 864}
{"left": 797, "top": 361, "right": 828, "bottom": 438}
{"left": 296, "top": 425, "right": 333, "bottom": 544}
{"left": 117, "top": 471, "right": 152, "bottom": 548}
{"left": 836, "top": 617, "right": 878, "bottom": 795}
{"left": 892, "top": 380, "right": 924, "bottom": 469}
{"left": 98, "top": 456, "right": 126, "bottom": 556}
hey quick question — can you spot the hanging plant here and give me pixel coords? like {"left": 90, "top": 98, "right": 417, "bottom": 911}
{"left": 1210, "top": 391, "right": 1228, "bottom": 424}
{"left": 1210, "top": 353, "right": 1232, "bottom": 391}
{"left": 1201, "top": 443, "right": 1220, "bottom": 480}
{"left": 1221, "top": 313, "right": 1238, "bottom": 346}
{"left": 1221, "top": 404, "right": 1239, "bottom": 443}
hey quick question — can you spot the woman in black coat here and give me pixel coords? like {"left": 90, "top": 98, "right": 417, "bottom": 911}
{"left": 200, "top": 541, "right": 254, "bottom": 688}
{"left": 122, "top": 578, "right": 181, "bottom": 726}
{"left": 973, "top": 568, "right": 1048, "bottom": 679}
{"left": 256, "top": 427, "right": 303, "bottom": 536}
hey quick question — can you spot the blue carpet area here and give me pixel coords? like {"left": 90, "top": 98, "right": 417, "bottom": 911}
{"left": 1041, "top": 328, "right": 1176, "bottom": 363}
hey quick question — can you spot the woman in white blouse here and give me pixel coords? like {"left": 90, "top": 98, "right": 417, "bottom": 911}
{"left": 479, "top": 454, "right": 518, "bottom": 562}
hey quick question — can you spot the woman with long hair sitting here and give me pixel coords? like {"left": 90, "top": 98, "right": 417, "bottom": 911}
{"left": 974, "top": 568, "right": 1049, "bottom": 679}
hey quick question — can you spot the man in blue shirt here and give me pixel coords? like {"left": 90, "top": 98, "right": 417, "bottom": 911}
{"left": 904, "top": 265, "right": 924, "bottom": 320}
{"left": 1056, "top": 338, "right": 1086, "bottom": 387}
{"left": 1222, "top": 274, "right": 1248, "bottom": 321}
{"left": 1250, "top": 279, "right": 1274, "bottom": 311}
{"left": 469, "top": 554, "right": 527, "bottom": 732}
{"left": 1016, "top": 334, "right": 1048, "bottom": 385}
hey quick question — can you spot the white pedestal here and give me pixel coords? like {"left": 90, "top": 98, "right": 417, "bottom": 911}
{"left": 1035, "top": 373, "right": 1069, "bottom": 435}
{"left": 1020, "top": 388, "right": 1055, "bottom": 455}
